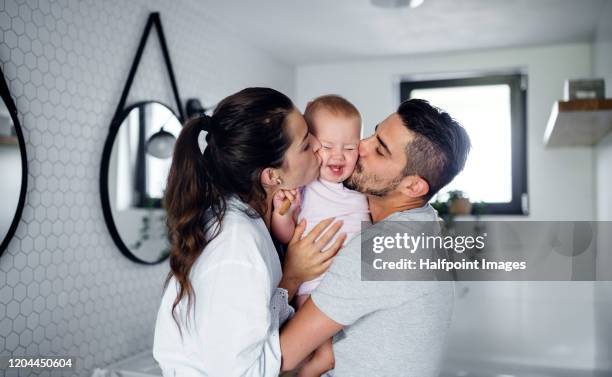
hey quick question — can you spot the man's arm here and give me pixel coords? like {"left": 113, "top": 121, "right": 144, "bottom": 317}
{"left": 279, "top": 297, "right": 343, "bottom": 372}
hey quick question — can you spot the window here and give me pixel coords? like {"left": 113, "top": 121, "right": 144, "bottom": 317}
{"left": 401, "top": 74, "right": 528, "bottom": 215}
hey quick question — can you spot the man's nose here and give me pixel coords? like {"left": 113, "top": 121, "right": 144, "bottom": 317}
{"left": 359, "top": 138, "right": 370, "bottom": 157}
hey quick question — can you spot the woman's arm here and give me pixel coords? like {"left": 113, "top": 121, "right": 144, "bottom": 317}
{"left": 191, "top": 216, "right": 346, "bottom": 376}
{"left": 278, "top": 274, "right": 301, "bottom": 302}
{"left": 189, "top": 216, "right": 298, "bottom": 377}
{"left": 194, "top": 260, "right": 284, "bottom": 377}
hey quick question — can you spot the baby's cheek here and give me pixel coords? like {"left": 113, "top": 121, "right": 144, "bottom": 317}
{"left": 317, "top": 148, "right": 329, "bottom": 175}
{"left": 345, "top": 150, "right": 359, "bottom": 171}
{"left": 317, "top": 149, "right": 330, "bottom": 170}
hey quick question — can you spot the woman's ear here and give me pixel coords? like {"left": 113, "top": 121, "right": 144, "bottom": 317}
{"left": 261, "top": 167, "right": 282, "bottom": 188}
{"left": 398, "top": 175, "right": 429, "bottom": 199}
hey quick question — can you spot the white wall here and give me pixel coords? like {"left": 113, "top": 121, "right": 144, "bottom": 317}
{"left": 0, "top": 0, "right": 294, "bottom": 375}
{"left": 296, "top": 43, "right": 604, "bottom": 372}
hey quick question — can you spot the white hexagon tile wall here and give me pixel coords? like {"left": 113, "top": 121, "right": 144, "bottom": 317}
{"left": 0, "top": 0, "right": 294, "bottom": 375}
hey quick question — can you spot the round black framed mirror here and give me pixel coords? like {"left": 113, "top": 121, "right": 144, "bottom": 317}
{"left": 100, "top": 101, "right": 183, "bottom": 264}
{"left": 0, "top": 65, "right": 28, "bottom": 257}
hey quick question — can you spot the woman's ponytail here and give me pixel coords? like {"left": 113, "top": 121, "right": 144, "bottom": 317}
{"left": 162, "top": 115, "right": 225, "bottom": 337}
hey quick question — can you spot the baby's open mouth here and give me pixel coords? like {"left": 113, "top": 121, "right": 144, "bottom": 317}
{"left": 327, "top": 164, "right": 345, "bottom": 176}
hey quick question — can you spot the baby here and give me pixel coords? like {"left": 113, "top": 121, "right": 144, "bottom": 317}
{"left": 272, "top": 94, "right": 371, "bottom": 376}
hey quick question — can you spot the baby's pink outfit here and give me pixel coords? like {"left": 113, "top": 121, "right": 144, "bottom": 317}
{"left": 297, "top": 178, "right": 371, "bottom": 296}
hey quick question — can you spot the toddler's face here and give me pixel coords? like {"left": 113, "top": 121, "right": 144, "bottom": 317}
{"left": 311, "top": 110, "right": 361, "bottom": 183}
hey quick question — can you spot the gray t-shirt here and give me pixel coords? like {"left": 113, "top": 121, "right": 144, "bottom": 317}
{"left": 311, "top": 204, "right": 454, "bottom": 377}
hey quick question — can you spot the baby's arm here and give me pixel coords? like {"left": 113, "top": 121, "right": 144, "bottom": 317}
{"left": 271, "top": 189, "right": 301, "bottom": 244}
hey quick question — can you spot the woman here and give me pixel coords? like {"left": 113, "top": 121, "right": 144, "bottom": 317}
{"left": 153, "top": 87, "right": 346, "bottom": 376}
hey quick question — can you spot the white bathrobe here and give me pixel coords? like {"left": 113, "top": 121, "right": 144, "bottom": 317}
{"left": 153, "top": 197, "right": 294, "bottom": 377}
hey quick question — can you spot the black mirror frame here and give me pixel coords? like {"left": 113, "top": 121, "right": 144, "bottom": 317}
{"left": 0, "top": 64, "right": 29, "bottom": 256}
{"left": 100, "top": 101, "right": 179, "bottom": 265}
{"left": 100, "top": 12, "right": 184, "bottom": 265}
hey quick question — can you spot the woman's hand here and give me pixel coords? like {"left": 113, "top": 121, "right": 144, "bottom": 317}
{"left": 280, "top": 218, "right": 347, "bottom": 300}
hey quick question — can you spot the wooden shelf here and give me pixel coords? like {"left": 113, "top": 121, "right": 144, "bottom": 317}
{"left": 544, "top": 99, "right": 612, "bottom": 147}
{"left": 0, "top": 135, "right": 18, "bottom": 145}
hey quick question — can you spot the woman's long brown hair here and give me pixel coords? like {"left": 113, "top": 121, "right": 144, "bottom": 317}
{"left": 162, "top": 88, "right": 294, "bottom": 337}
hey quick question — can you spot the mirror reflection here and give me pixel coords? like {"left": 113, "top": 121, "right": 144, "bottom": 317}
{"left": 107, "top": 102, "right": 182, "bottom": 263}
{"left": 0, "top": 96, "right": 23, "bottom": 255}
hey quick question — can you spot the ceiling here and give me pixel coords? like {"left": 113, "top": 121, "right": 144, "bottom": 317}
{"left": 202, "top": 0, "right": 608, "bottom": 65}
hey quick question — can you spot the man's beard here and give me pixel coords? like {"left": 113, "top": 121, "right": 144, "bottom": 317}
{"left": 344, "top": 160, "right": 402, "bottom": 197}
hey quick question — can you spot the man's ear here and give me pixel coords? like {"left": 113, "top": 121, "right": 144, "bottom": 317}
{"left": 398, "top": 175, "right": 429, "bottom": 198}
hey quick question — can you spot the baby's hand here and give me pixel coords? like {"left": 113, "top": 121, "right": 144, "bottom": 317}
{"left": 273, "top": 189, "right": 301, "bottom": 216}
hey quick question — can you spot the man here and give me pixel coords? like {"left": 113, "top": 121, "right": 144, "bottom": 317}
{"left": 280, "top": 99, "right": 471, "bottom": 376}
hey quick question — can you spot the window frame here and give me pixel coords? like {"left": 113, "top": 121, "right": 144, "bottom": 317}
{"left": 400, "top": 73, "right": 528, "bottom": 215}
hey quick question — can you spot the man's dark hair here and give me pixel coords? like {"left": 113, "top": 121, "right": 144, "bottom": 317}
{"left": 397, "top": 99, "right": 471, "bottom": 201}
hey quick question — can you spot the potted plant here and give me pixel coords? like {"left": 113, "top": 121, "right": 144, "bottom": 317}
{"left": 447, "top": 190, "right": 472, "bottom": 215}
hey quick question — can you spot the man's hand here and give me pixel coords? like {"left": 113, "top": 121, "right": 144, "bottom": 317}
{"left": 280, "top": 297, "right": 343, "bottom": 372}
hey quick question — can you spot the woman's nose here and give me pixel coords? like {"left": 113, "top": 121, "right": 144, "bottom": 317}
{"left": 311, "top": 139, "right": 322, "bottom": 165}
{"left": 311, "top": 137, "right": 322, "bottom": 153}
